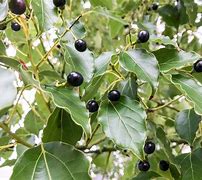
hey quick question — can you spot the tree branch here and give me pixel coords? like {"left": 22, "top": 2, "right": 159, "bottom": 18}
{"left": 0, "top": 122, "right": 33, "bottom": 148}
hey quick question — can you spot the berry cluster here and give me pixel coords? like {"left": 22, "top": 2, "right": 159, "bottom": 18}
{"left": 138, "top": 142, "right": 170, "bottom": 172}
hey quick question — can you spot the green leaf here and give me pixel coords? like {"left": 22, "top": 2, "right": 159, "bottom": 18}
{"left": 19, "top": 68, "right": 40, "bottom": 88}
{"left": 0, "top": 0, "right": 8, "bottom": 21}
{"left": 119, "top": 76, "right": 138, "bottom": 100}
{"left": 11, "top": 142, "right": 90, "bottom": 180}
{"left": 120, "top": 49, "right": 159, "bottom": 96}
{"left": 43, "top": 108, "right": 82, "bottom": 145}
{"left": 109, "top": 20, "right": 123, "bottom": 38}
{"left": 156, "top": 127, "right": 175, "bottom": 163}
{"left": 176, "top": 109, "right": 201, "bottom": 145}
{"left": 177, "top": 148, "right": 202, "bottom": 180}
{"left": 92, "top": 7, "right": 127, "bottom": 25}
{"left": 24, "top": 110, "right": 44, "bottom": 136}
{"left": 90, "top": 0, "right": 112, "bottom": 9}
{"left": 32, "top": 0, "right": 60, "bottom": 31}
{"left": 98, "top": 96, "right": 147, "bottom": 159}
{"left": 153, "top": 48, "right": 200, "bottom": 72}
{"left": 158, "top": 4, "right": 188, "bottom": 28}
{"left": 132, "top": 171, "right": 161, "bottom": 180}
{"left": 94, "top": 52, "right": 113, "bottom": 77}
{"left": 158, "top": 5, "right": 179, "bottom": 28}
{"left": 70, "top": 21, "right": 86, "bottom": 39}
{"left": 171, "top": 74, "right": 202, "bottom": 115}
{"left": 43, "top": 86, "right": 91, "bottom": 137}
{"left": 64, "top": 45, "right": 94, "bottom": 82}
{"left": 182, "top": 0, "right": 198, "bottom": 25}
{"left": 82, "top": 75, "right": 105, "bottom": 101}
{"left": 0, "top": 67, "right": 17, "bottom": 110}
{"left": 0, "top": 56, "right": 20, "bottom": 70}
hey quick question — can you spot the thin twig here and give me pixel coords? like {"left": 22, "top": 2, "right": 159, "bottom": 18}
{"left": 0, "top": 122, "right": 33, "bottom": 148}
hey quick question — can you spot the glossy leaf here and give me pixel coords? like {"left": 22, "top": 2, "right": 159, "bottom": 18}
{"left": 98, "top": 96, "right": 147, "bottom": 159}
{"left": 120, "top": 49, "right": 159, "bottom": 96}
{"left": 0, "top": 67, "right": 17, "bottom": 110}
{"left": 119, "top": 76, "right": 138, "bottom": 100}
{"left": 177, "top": 148, "right": 202, "bottom": 180}
{"left": 43, "top": 108, "right": 82, "bottom": 145}
{"left": 11, "top": 142, "right": 90, "bottom": 180}
{"left": 43, "top": 86, "right": 91, "bottom": 137}
{"left": 176, "top": 109, "right": 201, "bottom": 145}
{"left": 64, "top": 45, "right": 94, "bottom": 82}
{"left": 171, "top": 74, "right": 202, "bottom": 115}
{"left": 153, "top": 48, "right": 200, "bottom": 72}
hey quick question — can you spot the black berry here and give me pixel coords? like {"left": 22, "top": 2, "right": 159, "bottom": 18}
{"left": 159, "top": 160, "right": 169, "bottom": 171}
{"left": 138, "top": 30, "right": 150, "bottom": 43}
{"left": 138, "top": 160, "right": 150, "bottom": 171}
{"left": 9, "top": 0, "right": 26, "bottom": 15}
{"left": 53, "top": 0, "right": 66, "bottom": 7}
{"left": 75, "top": 39, "right": 87, "bottom": 52}
{"left": 67, "top": 72, "right": 83, "bottom": 87}
{"left": 86, "top": 100, "right": 99, "bottom": 112}
{"left": 152, "top": 3, "right": 158, "bottom": 10}
{"left": 144, "top": 141, "right": 155, "bottom": 154}
{"left": 194, "top": 60, "right": 202, "bottom": 72}
{"left": 11, "top": 22, "right": 21, "bottom": 31}
{"left": 108, "top": 90, "right": 121, "bottom": 102}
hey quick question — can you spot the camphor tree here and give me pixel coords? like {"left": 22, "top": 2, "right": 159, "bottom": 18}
{"left": 1, "top": 0, "right": 202, "bottom": 179}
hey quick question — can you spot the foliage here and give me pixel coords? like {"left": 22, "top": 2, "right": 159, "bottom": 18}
{"left": 0, "top": 0, "right": 202, "bottom": 179}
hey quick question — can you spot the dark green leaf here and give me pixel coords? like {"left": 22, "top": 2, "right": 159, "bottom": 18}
{"left": 98, "top": 96, "right": 147, "bottom": 159}
{"left": 177, "top": 148, "right": 202, "bottom": 180}
{"left": 120, "top": 49, "right": 159, "bottom": 96}
{"left": 119, "top": 76, "right": 138, "bottom": 100}
{"left": 132, "top": 171, "right": 161, "bottom": 180}
{"left": 24, "top": 110, "right": 44, "bottom": 136}
{"left": 43, "top": 86, "right": 91, "bottom": 137}
{"left": 11, "top": 142, "right": 90, "bottom": 180}
{"left": 43, "top": 108, "right": 82, "bottom": 145}
{"left": 176, "top": 109, "right": 201, "bottom": 145}
{"left": 153, "top": 48, "right": 200, "bottom": 72}
{"left": 64, "top": 45, "right": 94, "bottom": 82}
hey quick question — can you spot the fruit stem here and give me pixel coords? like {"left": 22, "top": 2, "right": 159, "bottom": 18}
{"left": 0, "top": 122, "right": 33, "bottom": 148}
